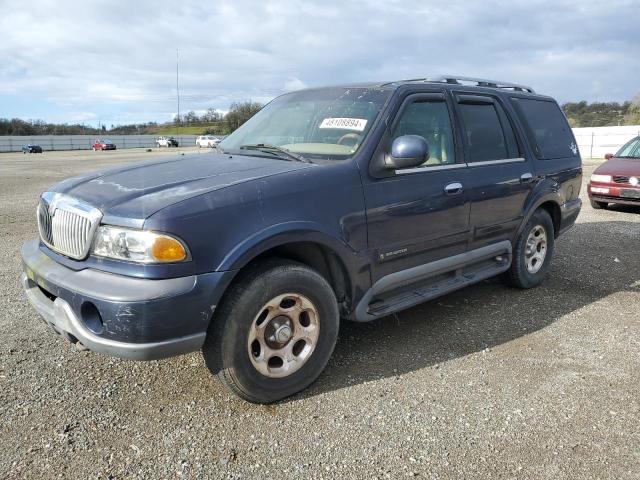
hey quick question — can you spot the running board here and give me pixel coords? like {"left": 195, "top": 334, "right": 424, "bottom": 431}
{"left": 354, "top": 241, "right": 512, "bottom": 322}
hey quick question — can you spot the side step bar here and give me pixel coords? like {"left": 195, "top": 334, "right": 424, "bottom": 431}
{"left": 354, "top": 241, "right": 512, "bottom": 322}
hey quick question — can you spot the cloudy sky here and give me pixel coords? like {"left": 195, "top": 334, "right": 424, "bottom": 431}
{"left": 1, "top": 0, "right": 638, "bottom": 126}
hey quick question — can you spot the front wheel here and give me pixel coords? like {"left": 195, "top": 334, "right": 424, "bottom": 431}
{"left": 505, "top": 209, "right": 555, "bottom": 289}
{"left": 203, "top": 260, "right": 339, "bottom": 403}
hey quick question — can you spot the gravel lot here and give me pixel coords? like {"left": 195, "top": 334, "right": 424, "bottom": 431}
{"left": 1, "top": 149, "right": 639, "bottom": 479}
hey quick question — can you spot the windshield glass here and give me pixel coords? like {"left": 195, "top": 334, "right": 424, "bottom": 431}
{"left": 219, "top": 87, "right": 391, "bottom": 162}
{"left": 616, "top": 137, "right": 640, "bottom": 158}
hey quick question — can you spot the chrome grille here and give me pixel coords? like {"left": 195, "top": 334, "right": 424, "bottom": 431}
{"left": 37, "top": 192, "right": 102, "bottom": 260}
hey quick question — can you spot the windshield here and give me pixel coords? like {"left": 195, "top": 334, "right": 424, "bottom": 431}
{"left": 219, "top": 87, "right": 391, "bottom": 162}
{"left": 616, "top": 137, "right": 640, "bottom": 158}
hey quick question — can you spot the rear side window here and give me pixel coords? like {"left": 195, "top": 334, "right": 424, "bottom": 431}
{"left": 456, "top": 97, "right": 519, "bottom": 163}
{"left": 511, "top": 98, "right": 576, "bottom": 159}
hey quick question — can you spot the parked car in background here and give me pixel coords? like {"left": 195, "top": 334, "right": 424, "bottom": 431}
{"left": 92, "top": 139, "right": 116, "bottom": 151}
{"left": 22, "top": 144, "right": 43, "bottom": 154}
{"left": 156, "top": 136, "right": 179, "bottom": 148}
{"left": 21, "top": 76, "right": 582, "bottom": 403}
{"left": 196, "top": 135, "right": 221, "bottom": 148}
{"left": 588, "top": 136, "right": 640, "bottom": 209}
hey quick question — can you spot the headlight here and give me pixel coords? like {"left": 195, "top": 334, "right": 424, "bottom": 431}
{"left": 92, "top": 226, "right": 189, "bottom": 263}
{"left": 591, "top": 174, "right": 612, "bottom": 183}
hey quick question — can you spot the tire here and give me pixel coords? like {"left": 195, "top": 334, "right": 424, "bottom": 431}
{"left": 505, "top": 209, "right": 555, "bottom": 289}
{"left": 203, "top": 259, "right": 339, "bottom": 403}
{"left": 590, "top": 199, "right": 607, "bottom": 209}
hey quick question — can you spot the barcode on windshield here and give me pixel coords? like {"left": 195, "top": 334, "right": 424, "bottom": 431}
{"left": 319, "top": 118, "right": 368, "bottom": 131}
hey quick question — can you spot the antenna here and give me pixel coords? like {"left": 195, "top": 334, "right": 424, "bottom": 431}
{"left": 176, "top": 48, "right": 180, "bottom": 140}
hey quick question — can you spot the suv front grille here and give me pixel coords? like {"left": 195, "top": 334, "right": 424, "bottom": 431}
{"left": 37, "top": 193, "right": 102, "bottom": 260}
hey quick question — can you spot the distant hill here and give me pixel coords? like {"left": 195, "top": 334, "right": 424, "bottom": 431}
{"left": 0, "top": 101, "right": 262, "bottom": 136}
{"left": 562, "top": 96, "right": 640, "bottom": 127}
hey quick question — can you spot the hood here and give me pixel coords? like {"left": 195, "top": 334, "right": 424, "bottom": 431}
{"left": 51, "top": 152, "right": 313, "bottom": 221}
{"left": 594, "top": 157, "right": 640, "bottom": 177}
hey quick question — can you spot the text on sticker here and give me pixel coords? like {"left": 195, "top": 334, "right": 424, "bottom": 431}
{"left": 319, "top": 118, "right": 368, "bottom": 132}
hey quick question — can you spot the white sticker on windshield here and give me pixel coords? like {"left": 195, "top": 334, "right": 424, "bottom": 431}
{"left": 319, "top": 117, "right": 368, "bottom": 131}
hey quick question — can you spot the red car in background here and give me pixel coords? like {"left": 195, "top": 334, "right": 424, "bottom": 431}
{"left": 588, "top": 136, "right": 640, "bottom": 209}
{"left": 92, "top": 139, "right": 116, "bottom": 151}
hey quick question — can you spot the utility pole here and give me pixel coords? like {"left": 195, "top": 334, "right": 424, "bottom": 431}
{"left": 176, "top": 48, "right": 180, "bottom": 141}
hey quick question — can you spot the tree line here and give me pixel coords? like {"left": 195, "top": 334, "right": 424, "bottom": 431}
{"left": 0, "top": 101, "right": 263, "bottom": 136}
{"left": 2, "top": 96, "right": 639, "bottom": 136}
{"left": 562, "top": 94, "right": 640, "bottom": 127}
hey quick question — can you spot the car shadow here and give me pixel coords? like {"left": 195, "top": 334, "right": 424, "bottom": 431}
{"left": 604, "top": 203, "right": 640, "bottom": 215}
{"left": 289, "top": 220, "right": 640, "bottom": 402}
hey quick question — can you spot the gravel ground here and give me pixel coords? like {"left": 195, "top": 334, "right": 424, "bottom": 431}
{"left": 1, "top": 149, "right": 639, "bottom": 479}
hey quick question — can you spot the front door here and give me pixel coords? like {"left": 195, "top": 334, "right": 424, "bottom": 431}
{"left": 362, "top": 92, "right": 471, "bottom": 283}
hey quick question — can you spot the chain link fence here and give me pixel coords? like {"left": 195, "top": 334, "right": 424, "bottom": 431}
{"left": 0, "top": 135, "right": 199, "bottom": 152}
{"left": 2, "top": 126, "right": 640, "bottom": 159}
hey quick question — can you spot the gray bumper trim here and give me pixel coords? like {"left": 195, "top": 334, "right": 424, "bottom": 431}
{"left": 21, "top": 273, "right": 205, "bottom": 360}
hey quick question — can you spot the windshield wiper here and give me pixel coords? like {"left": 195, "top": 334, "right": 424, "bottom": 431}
{"left": 239, "top": 144, "right": 312, "bottom": 163}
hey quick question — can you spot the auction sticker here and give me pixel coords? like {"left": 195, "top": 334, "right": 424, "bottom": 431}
{"left": 319, "top": 118, "right": 368, "bottom": 131}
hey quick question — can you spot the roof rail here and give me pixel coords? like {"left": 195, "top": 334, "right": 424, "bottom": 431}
{"left": 390, "top": 75, "right": 535, "bottom": 93}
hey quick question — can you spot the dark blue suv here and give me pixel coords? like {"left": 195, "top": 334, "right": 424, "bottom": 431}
{"left": 21, "top": 76, "right": 582, "bottom": 403}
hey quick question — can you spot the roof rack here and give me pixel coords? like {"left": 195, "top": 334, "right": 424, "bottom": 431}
{"left": 390, "top": 75, "right": 535, "bottom": 93}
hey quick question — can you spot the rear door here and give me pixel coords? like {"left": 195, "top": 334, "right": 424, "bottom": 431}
{"left": 452, "top": 92, "right": 535, "bottom": 249}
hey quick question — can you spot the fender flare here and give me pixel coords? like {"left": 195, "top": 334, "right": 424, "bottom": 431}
{"left": 516, "top": 181, "right": 563, "bottom": 238}
{"left": 216, "top": 221, "right": 359, "bottom": 273}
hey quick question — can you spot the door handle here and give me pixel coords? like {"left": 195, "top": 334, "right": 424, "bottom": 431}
{"left": 444, "top": 182, "right": 463, "bottom": 195}
{"left": 520, "top": 172, "right": 534, "bottom": 183}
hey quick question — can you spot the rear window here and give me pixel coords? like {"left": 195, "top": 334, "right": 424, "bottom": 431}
{"left": 511, "top": 98, "right": 576, "bottom": 159}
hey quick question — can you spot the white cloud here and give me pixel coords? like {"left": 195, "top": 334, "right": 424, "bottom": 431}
{"left": 0, "top": 0, "right": 638, "bottom": 123}
{"left": 284, "top": 78, "right": 307, "bottom": 92}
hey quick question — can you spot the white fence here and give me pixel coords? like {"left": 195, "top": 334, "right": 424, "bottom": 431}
{"left": 0, "top": 135, "right": 199, "bottom": 152}
{"left": 572, "top": 125, "right": 640, "bottom": 159}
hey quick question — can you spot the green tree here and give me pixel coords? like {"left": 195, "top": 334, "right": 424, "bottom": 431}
{"left": 623, "top": 93, "right": 640, "bottom": 125}
{"left": 225, "top": 101, "right": 262, "bottom": 132}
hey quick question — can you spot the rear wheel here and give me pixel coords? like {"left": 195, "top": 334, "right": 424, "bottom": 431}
{"left": 505, "top": 209, "right": 555, "bottom": 289}
{"left": 590, "top": 199, "right": 607, "bottom": 209}
{"left": 203, "top": 260, "right": 339, "bottom": 403}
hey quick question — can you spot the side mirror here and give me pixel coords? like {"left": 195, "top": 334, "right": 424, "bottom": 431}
{"left": 385, "top": 135, "right": 429, "bottom": 170}
{"left": 604, "top": 153, "right": 614, "bottom": 160}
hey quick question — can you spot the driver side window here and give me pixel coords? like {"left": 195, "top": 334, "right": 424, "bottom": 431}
{"left": 392, "top": 100, "right": 455, "bottom": 167}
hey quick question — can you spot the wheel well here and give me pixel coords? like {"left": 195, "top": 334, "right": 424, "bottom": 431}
{"left": 538, "top": 201, "right": 561, "bottom": 237}
{"left": 244, "top": 242, "right": 352, "bottom": 316}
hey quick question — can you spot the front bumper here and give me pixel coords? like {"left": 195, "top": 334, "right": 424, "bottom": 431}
{"left": 588, "top": 182, "right": 640, "bottom": 205}
{"left": 21, "top": 239, "right": 235, "bottom": 360}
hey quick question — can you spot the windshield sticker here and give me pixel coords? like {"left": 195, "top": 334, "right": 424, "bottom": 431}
{"left": 319, "top": 118, "right": 368, "bottom": 131}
